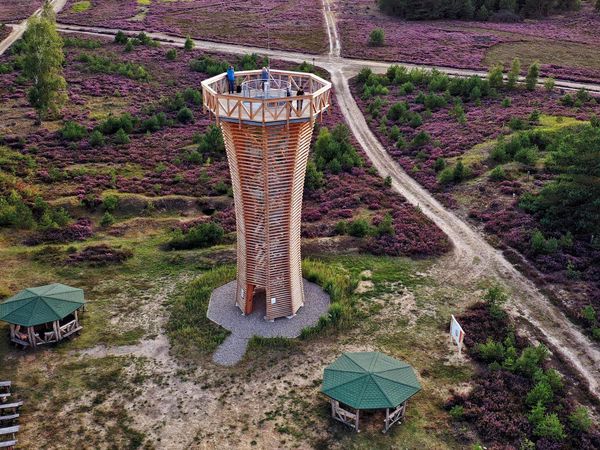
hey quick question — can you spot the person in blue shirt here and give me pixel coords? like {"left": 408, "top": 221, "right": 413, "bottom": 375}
{"left": 261, "top": 66, "right": 269, "bottom": 91}
{"left": 226, "top": 65, "right": 235, "bottom": 94}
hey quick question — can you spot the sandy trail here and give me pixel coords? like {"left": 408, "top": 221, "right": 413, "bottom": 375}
{"left": 1, "top": 0, "right": 598, "bottom": 399}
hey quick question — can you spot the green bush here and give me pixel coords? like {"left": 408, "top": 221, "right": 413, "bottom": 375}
{"left": 477, "top": 338, "right": 506, "bottom": 363}
{"left": 0, "top": 191, "right": 35, "bottom": 229}
{"left": 526, "top": 62, "right": 540, "bottom": 91}
{"left": 514, "top": 146, "right": 538, "bottom": 165}
{"left": 376, "top": 213, "right": 394, "bottom": 236}
{"left": 508, "top": 117, "right": 526, "bottom": 131}
{"left": 196, "top": 124, "right": 225, "bottom": 154}
{"left": 369, "top": 28, "right": 385, "bottom": 47}
{"left": 100, "top": 212, "right": 115, "bottom": 227}
{"left": 534, "top": 413, "right": 566, "bottom": 441}
{"left": 449, "top": 405, "right": 464, "bottom": 420}
{"left": 176, "top": 107, "right": 194, "bottom": 123}
{"left": 166, "top": 48, "right": 177, "bottom": 60}
{"left": 507, "top": 58, "right": 521, "bottom": 90}
{"left": 89, "top": 129, "right": 105, "bottom": 147}
{"left": 114, "top": 128, "right": 130, "bottom": 145}
{"left": 347, "top": 219, "right": 372, "bottom": 238}
{"left": 99, "top": 113, "right": 136, "bottom": 134}
{"left": 544, "top": 77, "right": 555, "bottom": 92}
{"left": 568, "top": 406, "right": 592, "bottom": 432}
{"left": 304, "top": 160, "right": 324, "bottom": 191}
{"left": 488, "top": 64, "right": 504, "bottom": 90}
{"left": 502, "top": 97, "right": 512, "bottom": 107}
{"left": 61, "top": 121, "right": 87, "bottom": 141}
{"left": 182, "top": 88, "right": 202, "bottom": 106}
{"left": 489, "top": 165, "right": 506, "bottom": 181}
{"left": 184, "top": 36, "right": 194, "bottom": 51}
{"left": 102, "top": 194, "right": 119, "bottom": 211}
{"left": 313, "top": 125, "right": 362, "bottom": 174}
{"left": 189, "top": 56, "right": 228, "bottom": 76}
{"left": 114, "top": 30, "right": 128, "bottom": 45}
{"left": 526, "top": 380, "right": 554, "bottom": 406}
{"left": 515, "top": 345, "right": 549, "bottom": 377}
{"left": 531, "top": 230, "right": 559, "bottom": 255}
{"left": 168, "top": 222, "right": 225, "bottom": 250}
{"left": 410, "top": 131, "right": 430, "bottom": 148}
{"left": 434, "top": 157, "right": 446, "bottom": 172}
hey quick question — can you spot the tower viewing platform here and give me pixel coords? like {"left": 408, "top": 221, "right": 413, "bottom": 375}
{"left": 201, "top": 69, "right": 332, "bottom": 321}
{"left": 201, "top": 69, "right": 331, "bottom": 126}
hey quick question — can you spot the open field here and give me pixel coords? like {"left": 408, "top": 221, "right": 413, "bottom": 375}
{"left": 336, "top": 0, "right": 600, "bottom": 83}
{"left": 58, "top": 0, "right": 328, "bottom": 54}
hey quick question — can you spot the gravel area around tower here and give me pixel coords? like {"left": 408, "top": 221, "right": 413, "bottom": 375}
{"left": 208, "top": 279, "right": 330, "bottom": 365}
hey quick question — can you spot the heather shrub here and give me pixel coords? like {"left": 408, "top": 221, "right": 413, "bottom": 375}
{"left": 368, "top": 28, "right": 385, "bottom": 47}
{"left": 168, "top": 222, "right": 224, "bottom": 250}
{"left": 61, "top": 121, "right": 87, "bottom": 141}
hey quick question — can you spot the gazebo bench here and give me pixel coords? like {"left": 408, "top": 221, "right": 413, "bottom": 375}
{"left": 0, "top": 403, "right": 22, "bottom": 412}
{"left": 0, "top": 425, "right": 18, "bottom": 448}
{"left": 0, "top": 383, "right": 9, "bottom": 389}
{"left": 0, "top": 415, "right": 19, "bottom": 423}
{"left": 0, "top": 393, "right": 9, "bottom": 401}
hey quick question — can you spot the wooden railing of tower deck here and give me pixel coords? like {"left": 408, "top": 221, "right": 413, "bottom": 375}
{"left": 202, "top": 70, "right": 332, "bottom": 127}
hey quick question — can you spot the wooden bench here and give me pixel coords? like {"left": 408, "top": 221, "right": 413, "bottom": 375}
{"left": 0, "top": 383, "right": 9, "bottom": 389}
{"left": 0, "top": 415, "right": 18, "bottom": 423}
{"left": 0, "top": 403, "right": 22, "bottom": 412}
{"left": 0, "top": 425, "right": 18, "bottom": 449}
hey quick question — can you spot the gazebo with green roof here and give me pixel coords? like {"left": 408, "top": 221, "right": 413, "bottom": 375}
{"left": 0, "top": 283, "right": 85, "bottom": 349}
{"left": 321, "top": 352, "right": 421, "bottom": 432}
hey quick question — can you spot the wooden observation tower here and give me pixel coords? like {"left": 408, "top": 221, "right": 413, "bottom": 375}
{"left": 202, "top": 69, "right": 331, "bottom": 320}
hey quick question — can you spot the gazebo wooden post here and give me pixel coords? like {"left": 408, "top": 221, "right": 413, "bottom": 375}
{"left": 355, "top": 409, "right": 360, "bottom": 433}
{"left": 53, "top": 320, "right": 61, "bottom": 341}
{"left": 27, "top": 326, "right": 36, "bottom": 349}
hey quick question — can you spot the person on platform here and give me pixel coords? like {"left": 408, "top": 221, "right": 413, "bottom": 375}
{"left": 296, "top": 86, "right": 305, "bottom": 111}
{"left": 261, "top": 66, "right": 270, "bottom": 91}
{"left": 226, "top": 65, "right": 235, "bottom": 94}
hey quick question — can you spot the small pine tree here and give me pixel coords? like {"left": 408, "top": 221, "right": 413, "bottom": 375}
{"left": 544, "top": 77, "right": 555, "bottom": 91}
{"left": 166, "top": 48, "right": 177, "bottom": 60}
{"left": 184, "top": 36, "right": 194, "bottom": 51}
{"left": 526, "top": 62, "right": 540, "bottom": 91}
{"left": 114, "top": 30, "right": 128, "bottom": 44}
{"left": 369, "top": 28, "right": 385, "bottom": 47}
{"left": 114, "top": 128, "right": 130, "bottom": 145}
{"left": 488, "top": 64, "right": 504, "bottom": 90}
{"left": 507, "top": 58, "right": 521, "bottom": 89}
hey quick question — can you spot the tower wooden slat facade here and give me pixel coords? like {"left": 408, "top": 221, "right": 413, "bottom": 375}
{"left": 202, "top": 70, "right": 331, "bottom": 320}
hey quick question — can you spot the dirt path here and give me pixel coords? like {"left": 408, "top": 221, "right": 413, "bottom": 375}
{"left": 2, "top": 3, "right": 599, "bottom": 399}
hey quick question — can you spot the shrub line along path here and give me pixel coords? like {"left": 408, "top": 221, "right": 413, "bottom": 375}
{"left": 1, "top": 1, "right": 599, "bottom": 398}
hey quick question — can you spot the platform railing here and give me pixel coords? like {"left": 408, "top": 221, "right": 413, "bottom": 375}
{"left": 202, "top": 69, "right": 332, "bottom": 126}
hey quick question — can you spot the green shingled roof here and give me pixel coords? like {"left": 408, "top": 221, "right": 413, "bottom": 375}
{"left": 321, "top": 352, "right": 421, "bottom": 410}
{"left": 0, "top": 283, "right": 85, "bottom": 327}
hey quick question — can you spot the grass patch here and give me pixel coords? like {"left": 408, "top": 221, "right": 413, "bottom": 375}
{"left": 71, "top": 1, "right": 91, "bottom": 13}
{"left": 137, "top": 0, "right": 152, "bottom": 4}
{"left": 484, "top": 40, "right": 600, "bottom": 73}
{"left": 166, "top": 265, "right": 235, "bottom": 359}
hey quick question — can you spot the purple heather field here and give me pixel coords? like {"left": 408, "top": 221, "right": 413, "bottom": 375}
{"left": 0, "top": 33, "right": 448, "bottom": 258}
{"left": 0, "top": 0, "right": 42, "bottom": 23}
{"left": 59, "top": 0, "right": 328, "bottom": 53}
{"left": 337, "top": 0, "right": 600, "bottom": 83}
